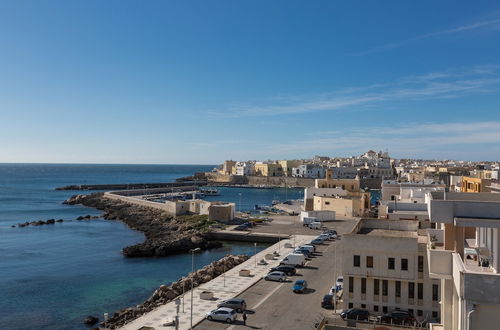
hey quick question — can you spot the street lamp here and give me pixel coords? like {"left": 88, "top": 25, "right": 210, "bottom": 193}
{"left": 238, "top": 193, "right": 242, "bottom": 213}
{"left": 254, "top": 242, "right": 257, "bottom": 268}
{"left": 190, "top": 248, "right": 201, "bottom": 329}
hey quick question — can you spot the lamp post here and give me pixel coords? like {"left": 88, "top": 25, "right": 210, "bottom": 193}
{"left": 190, "top": 248, "right": 201, "bottom": 329}
{"left": 254, "top": 242, "right": 257, "bottom": 268}
{"left": 278, "top": 231, "right": 281, "bottom": 255}
{"left": 238, "top": 193, "right": 242, "bottom": 213}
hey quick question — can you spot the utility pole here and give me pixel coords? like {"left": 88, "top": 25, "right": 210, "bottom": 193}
{"left": 254, "top": 243, "right": 257, "bottom": 268}
{"left": 175, "top": 298, "right": 180, "bottom": 330}
{"left": 190, "top": 248, "right": 200, "bottom": 329}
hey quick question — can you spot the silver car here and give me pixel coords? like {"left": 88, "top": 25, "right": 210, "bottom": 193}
{"left": 263, "top": 271, "right": 287, "bottom": 282}
{"left": 206, "top": 307, "right": 237, "bottom": 323}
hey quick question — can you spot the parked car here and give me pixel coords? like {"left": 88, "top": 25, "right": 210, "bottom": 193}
{"left": 206, "top": 307, "right": 237, "bottom": 323}
{"left": 308, "top": 221, "right": 322, "bottom": 229}
{"left": 340, "top": 308, "right": 370, "bottom": 321}
{"left": 336, "top": 276, "right": 344, "bottom": 291}
{"left": 270, "top": 265, "right": 296, "bottom": 276}
{"left": 301, "top": 244, "right": 316, "bottom": 253}
{"left": 310, "top": 238, "right": 324, "bottom": 245}
{"left": 293, "top": 279, "right": 308, "bottom": 293}
{"left": 323, "top": 229, "right": 338, "bottom": 239}
{"left": 378, "top": 310, "right": 416, "bottom": 325}
{"left": 217, "top": 298, "right": 247, "bottom": 313}
{"left": 263, "top": 271, "right": 287, "bottom": 282}
{"left": 294, "top": 248, "right": 312, "bottom": 258}
{"left": 321, "top": 294, "right": 335, "bottom": 309}
{"left": 319, "top": 233, "right": 332, "bottom": 241}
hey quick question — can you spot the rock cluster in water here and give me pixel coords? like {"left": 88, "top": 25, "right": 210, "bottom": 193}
{"left": 63, "top": 193, "right": 223, "bottom": 257}
{"left": 13, "top": 218, "right": 63, "bottom": 227}
{"left": 102, "top": 254, "right": 249, "bottom": 329}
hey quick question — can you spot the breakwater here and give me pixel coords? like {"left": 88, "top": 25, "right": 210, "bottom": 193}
{"left": 55, "top": 181, "right": 207, "bottom": 191}
{"left": 63, "top": 193, "right": 222, "bottom": 257}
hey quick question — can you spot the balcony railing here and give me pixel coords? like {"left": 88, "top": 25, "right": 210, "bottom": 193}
{"left": 427, "top": 230, "right": 452, "bottom": 280}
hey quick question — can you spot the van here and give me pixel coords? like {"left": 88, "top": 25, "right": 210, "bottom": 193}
{"left": 299, "top": 245, "right": 315, "bottom": 254}
{"left": 280, "top": 253, "right": 306, "bottom": 267}
{"left": 308, "top": 221, "right": 322, "bottom": 229}
{"left": 302, "top": 217, "right": 318, "bottom": 227}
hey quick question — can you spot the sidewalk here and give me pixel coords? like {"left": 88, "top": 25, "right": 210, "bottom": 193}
{"left": 119, "top": 235, "right": 315, "bottom": 330}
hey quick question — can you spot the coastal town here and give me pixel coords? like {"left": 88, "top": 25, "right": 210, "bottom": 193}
{"left": 58, "top": 150, "right": 500, "bottom": 330}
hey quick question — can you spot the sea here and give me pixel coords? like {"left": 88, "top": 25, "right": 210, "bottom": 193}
{"left": 0, "top": 164, "right": 304, "bottom": 330}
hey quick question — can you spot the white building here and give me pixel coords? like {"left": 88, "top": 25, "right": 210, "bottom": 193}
{"left": 234, "top": 161, "right": 254, "bottom": 176}
{"left": 426, "top": 192, "right": 500, "bottom": 330}
{"left": 292, "top": 164, "right": 325, "bottom": 179}
{"left": 342, "top": 219, "right": 441, "bottom": 323}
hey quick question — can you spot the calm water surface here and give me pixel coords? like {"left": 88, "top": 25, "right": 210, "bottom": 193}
{"left": 0, "top": 164, "right": 302, "bottom": 329}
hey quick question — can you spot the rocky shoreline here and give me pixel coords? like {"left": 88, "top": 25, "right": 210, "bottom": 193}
{"left": 63, "top": 193, "right": 222, "bottom": 258}
{"left": 99, "top": 254, "right": 249, "bottom": 329}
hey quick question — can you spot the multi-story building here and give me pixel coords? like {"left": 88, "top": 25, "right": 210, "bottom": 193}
{"left": 291, "top": 164, "right": 325, "bottom": 179}
{"left": 460, "top": 176, "right": 492, "bottom": 193}
{"left": 342, "top": 219, "right": 441, "bottom": 323}
{"left": 315, "top": 169, "right": 361, "bottom": 192}
{"left": 234, "top": 161, "right": 254, "bottom": 176}
{"left": 254, "top": 162, "right": 283, "bottom": 177}
{"left": 303, "top": 187, "right": 346, "bottom": 211}
{"left": 426, "top": 192, "right": 500, "bottom": 330}
{"left": 221, "top": 160, "right": 236, "bottom": 175}
{"left": 278, "top": 160, "right": 302, "bottom": 177}
{"left": 313, "top": 192, "right": 370, "bottom": 217}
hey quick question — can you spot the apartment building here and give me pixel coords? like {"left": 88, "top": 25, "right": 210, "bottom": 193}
{"left": 342, "top": 219, "right": 440, "bottom": 324}
{"left": 460, "top": 176, "right": 492, "bottom": 193}
{"left": 426, "top": 192, "right": 500, "bottom": 330}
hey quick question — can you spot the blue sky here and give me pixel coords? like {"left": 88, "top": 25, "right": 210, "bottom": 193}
{"left": 1, "top": 0, "right": 500, "bottom": 163}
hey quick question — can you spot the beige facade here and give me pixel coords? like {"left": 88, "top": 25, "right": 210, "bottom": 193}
{"left": 254, "top": 162, "right": 283, "bottom": 177}
{"left": 278, "top": 160, "right": 302, "bottom": 177}
{"left": 343, "top": 219, "right": 440, "bottom": 323}
{"left": 315, "top": 170, "right": 361, "bottom": 192}
{"left": 313, "top": 192, "right": 369, "bottom": 217}
{"left": 222, "top": 160, "right": 236, "bottom": 175}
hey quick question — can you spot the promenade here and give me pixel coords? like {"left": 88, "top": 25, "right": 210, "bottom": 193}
{"left": 119, "top": 235, "right": 316, "bottom": 330}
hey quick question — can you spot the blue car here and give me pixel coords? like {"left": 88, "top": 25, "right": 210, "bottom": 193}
{"left": 293, "top": 280, "right": 308, "bottom": 293}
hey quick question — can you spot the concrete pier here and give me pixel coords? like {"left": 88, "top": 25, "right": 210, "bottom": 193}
{"left": 118, "top": 235, "right": 315, "bottom": 330}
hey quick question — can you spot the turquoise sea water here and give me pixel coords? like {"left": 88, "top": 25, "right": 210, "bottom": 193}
{"left": 0, "top": 164, "right": 303, "bottom": 329}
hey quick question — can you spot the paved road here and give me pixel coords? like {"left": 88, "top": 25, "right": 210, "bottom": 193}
{"left": 195, "top": 220, "right": 357, "bottom": 330}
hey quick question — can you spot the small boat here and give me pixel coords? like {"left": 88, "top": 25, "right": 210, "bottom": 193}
{"left": 200, "top": 188, "right": 220, "bottom": 196}
{"left": 272, "top": 199, "right": 280, "bottom": 205}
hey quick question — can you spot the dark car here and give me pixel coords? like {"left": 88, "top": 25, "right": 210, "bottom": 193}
{"left": 270, "top": 265, "right": 296, "bottom": 276}
{"left": 340, "top": 308, "right": 370, "bottom": 321}
{"left": 379, "top": 310, "right": 416, "bottom": 325}
{"left": 321, "top": 294, "right": 335, "bottom": 309}
{"left": 216, "top": 298, "right": 247, "bottom": 313}
{"left": 294, "top": 248, "right": 312, "bottom": 258}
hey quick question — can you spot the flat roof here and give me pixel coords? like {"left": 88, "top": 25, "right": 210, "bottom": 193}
{"left": 431, "top": 191, "right": 500, "bottom": 202}
{"left": 357, "top": 228, "right": 417, "bottom": 238}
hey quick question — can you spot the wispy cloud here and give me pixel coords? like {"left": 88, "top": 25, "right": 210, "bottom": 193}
{"left": 351, "top": 16, "right": 500, "bottom": 56}
{"left": 214, "top": 65, "right": 500, "bottom": 118}
{"left": 266, "top": 121, "right": 500, "bottom": 161}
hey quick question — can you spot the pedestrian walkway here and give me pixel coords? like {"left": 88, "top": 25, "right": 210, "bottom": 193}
{"left": 119, "top": 235, "right": 315, "bottom": 330}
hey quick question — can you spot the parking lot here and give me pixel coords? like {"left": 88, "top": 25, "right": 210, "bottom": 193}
{"left": 195, "top": 218, "right": 358, "bottom": 330}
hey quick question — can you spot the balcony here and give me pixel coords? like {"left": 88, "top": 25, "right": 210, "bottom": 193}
{"left": 427, "top": 229, "right": 453, "bottom": 279}
{"left": 453, "top": 252, "right": 500, "bottom": 304}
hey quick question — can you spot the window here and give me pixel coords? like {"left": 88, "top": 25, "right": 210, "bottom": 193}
{"left": 408, "top": 282, "right": 415, "bottom": 299}
{"left": 401, "top": 258, "right": 408, "bottom": 271}
{"left": 325, "top": 201, "right": 330, "bottom": 205}
{"left": 374, "top": 305, "right": 379, "bottom": 312}
{"left": 361, "top": 278, "right": 366, "bottom": 294}
{"left": 395, "top": 281, "right": 401, "bottom": 298}
{"left": 408, "top": 309, "right": 414, "bottom": 315}
{"left": 388, "top": 257, "right": 395, "bottom": 270}
{"left": 418, "top": 256, "right": 424, "bottom": 273}
{"left": 361, "top": 303, "right": 366, "bottom": 308}
{"left": 418, "top": 283, "right": 423, "bottom": 300}
{"left": 432, "top": 311, "right": 439, "bottom": 319}
{"left": 374, "top": 279, "right": 380, "bottom": 295}
{"left": 349, "top": 277, "right": 354, "bottom": 293}
{"left": 354, "top": 255, "right": 360, "bottom": 267}
{"left": 417, "top": 310, "right": 423, "bottom": 316}
{"left": 433, "top": 284, "right": 439, "bottom": 301}
{"left": 382, "top": 280, "right": 388, "bottom": 296}
{"left": 367, "top": 256, "right": 374, "bottom": 268}
{"left": 348, "top": 303, "right": 353, "bottom": 309}
{"left": 383, "top": 306, "right": 388, "bottom": 313}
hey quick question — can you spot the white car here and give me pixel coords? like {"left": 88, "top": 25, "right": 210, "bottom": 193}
{"left": 336, "top": 276, "right": 344, "bottom": 291}
{"left": 263, "top": 271, "right": 287, "bottom": 282}
{"left": 319, "top": 233, "right": 332, "bottom": 241}
{"left": 206, "top": 307, "right": 237, "bottom": 323}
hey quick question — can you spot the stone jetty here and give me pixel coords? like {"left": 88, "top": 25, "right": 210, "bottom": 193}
{"left": 63, "top": 193, "right": 222, "bottom": 257}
